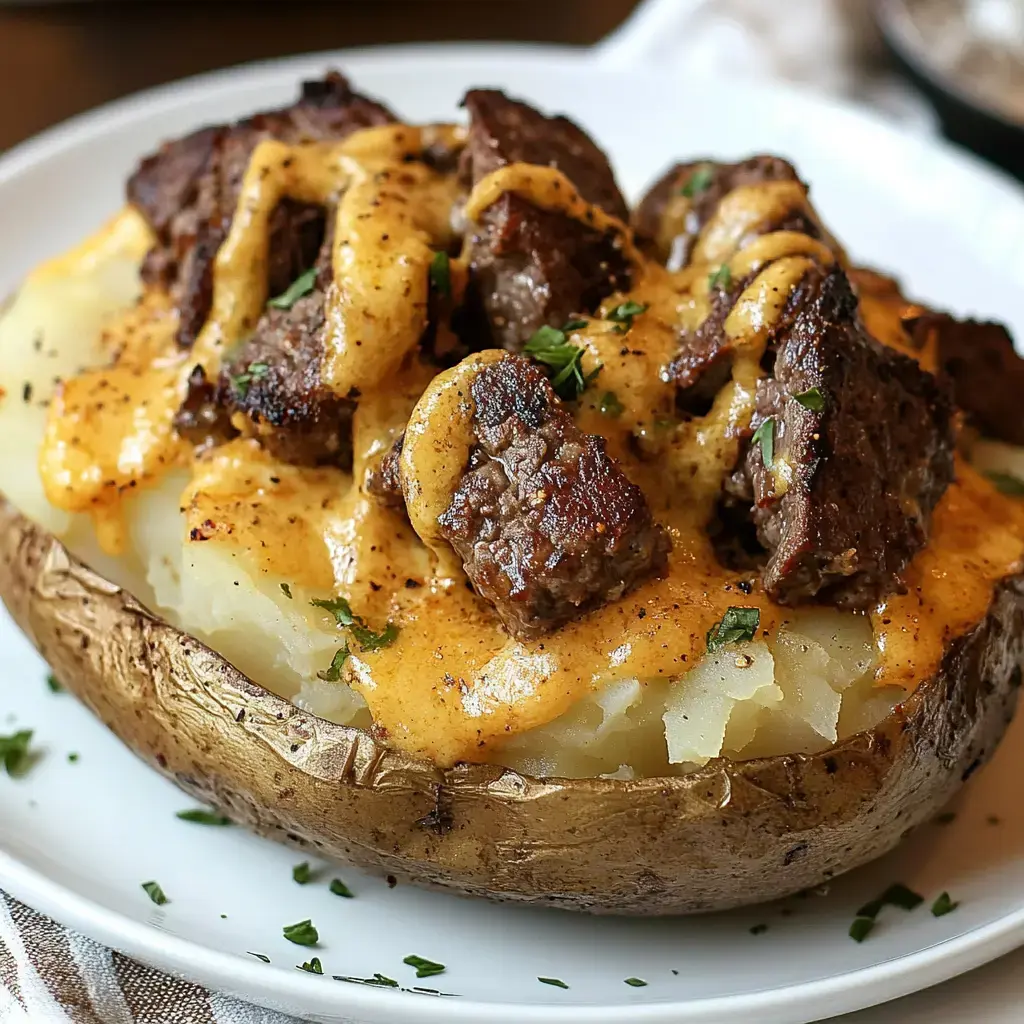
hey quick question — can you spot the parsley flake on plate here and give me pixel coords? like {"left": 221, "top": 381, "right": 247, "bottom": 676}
{"left": 248, "top": 952, "right": 271, "bottom": 963}
{"left": 268, "top": 267, "right": 317, "bottom": 310}
{"left": 538, "top": 977, "right": 569, "bottom": 989}
{"left": 46, "top": 673, "right": 63, "bottom": 693}
{"left": 298, "top": 957, "right": 323, "bottom": 975}
{"left": 0, "top": 730, "right": 38, "bottom": 778}
{"left": 706, "top": 607, "right": 760, "bottom": 652}
{"left": 403, "top": 954, "right": 446, "bottom": 979}
{"left": 330, "top": 878, "right": 354, "bottom": 898}
{"left": 176, "top": 808, "right": 232, "bottom": 826}
{"left": 624, "top": 977, "right": 648, "bottom": 987}
{"left": 283, "top": 920, "right": 319, "bottom": 946}
{"left": 280, "top": 582, "right": 293, "bottom": 599}
{"left": 141, "top": 881, "right": 168, "bottom": 906}
{"left": 335, "top": 973, "right": 399, "bottom": 988}
{"left": 848, "top": 916, "right": 874, "bottom": 943}
{"left": 293, "top": 862, "right": 313, "bottom": 885}
{"left": 931, "top": 892, "right": 959, "bottom": 917}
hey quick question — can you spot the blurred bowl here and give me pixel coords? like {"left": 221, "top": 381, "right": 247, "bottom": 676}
{"left": 878, "top": 0, "right": 1024, "bottom": 177}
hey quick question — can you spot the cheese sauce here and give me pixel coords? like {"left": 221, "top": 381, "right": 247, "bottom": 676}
{"left": 27, "top": 128, "right": 1024, "bottom": 766}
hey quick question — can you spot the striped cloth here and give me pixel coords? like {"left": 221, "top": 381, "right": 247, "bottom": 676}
{"left": 0, "top": 894, "right": 298, "bottom": 1024}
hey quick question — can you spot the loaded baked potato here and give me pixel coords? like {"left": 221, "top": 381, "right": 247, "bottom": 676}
{"left": 2, "top": 73, "right": 1024, "bottom": 914}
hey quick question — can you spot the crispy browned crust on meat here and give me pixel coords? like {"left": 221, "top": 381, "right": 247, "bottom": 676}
{"left": 743, "top": 270, "right": 956, "bottom": 607}
{"left": 128, "top": 72, "right": 395, "bottom": 348}
{"left": 634, "top": 156, "right": 817, "bottom": 268}
{"left": 906, "top": 313, "right": 1024, "bottom": 446}
{"left": 460, "top": 90, "right": 632, "bottom": 352}
{"left": 437, "top": 356, "right": 670, "bottom": 638}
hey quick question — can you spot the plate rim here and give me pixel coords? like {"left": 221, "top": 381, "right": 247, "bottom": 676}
{"left": 3, "top": 39, "right": 1024, "bottom": 1024}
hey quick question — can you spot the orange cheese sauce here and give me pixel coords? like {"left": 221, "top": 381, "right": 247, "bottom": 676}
{"left": 25, "top": 130, "right": 1024, "bottom": 766}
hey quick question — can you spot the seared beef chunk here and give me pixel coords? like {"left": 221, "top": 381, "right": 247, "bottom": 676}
{"left": 906, "top": 314, "right": 1024, "bottom": 446}
{"left": 437, "top": 356, "right": 670, "bottom": 638}
{"left": 460, "top": 90, "right": 632, "bottom": 352}
{"left": 634, "top": 156, "right": 818, "bottom": 269}
{"left": 216, "top": 231, "right": 355, "bottom": 468}
{"left": 670, "top": 261, "right": 824, "bottom": 414}
{"left": 740, "top": 270, "right": 955, "bottom": 608}
{"left": 128, "top": 72, "right": 395, "bottom": 347}
{"left": 365, "top": 433, "right": 406, "bottom": 507}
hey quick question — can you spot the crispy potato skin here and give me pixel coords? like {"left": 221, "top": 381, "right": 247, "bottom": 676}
{"left": 2, "top": 498, "right": 1022, "bottom": 915}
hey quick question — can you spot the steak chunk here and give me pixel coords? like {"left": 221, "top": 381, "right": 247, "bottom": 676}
{"left": 128, "top": 72, "right": 395, "bottom": 347}
{"left": 437, "top": 355, "right": 670, "bottom": 638}
{"left": 741, "top": 270, "right": 955, "bottom": 608}
{"left": 460, "top": 90, "right": 632, "bottom": 352}
{"left": 634, "top": 156, "right": 819, "bottom": 269}
{"left": 906, "top": 313, "right": 1024, "bottom": 445}
{"left": 365, "top": 434, "right": 405, "bottom": 507}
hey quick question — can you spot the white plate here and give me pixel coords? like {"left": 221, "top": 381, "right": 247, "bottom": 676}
{"left": 2, "top": 43, "right": 1024, "bottom": 1024}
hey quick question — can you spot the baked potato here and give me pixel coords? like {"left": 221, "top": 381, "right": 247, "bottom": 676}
{"left": 2, "top": 73, "right": 1023, "bottom": 915}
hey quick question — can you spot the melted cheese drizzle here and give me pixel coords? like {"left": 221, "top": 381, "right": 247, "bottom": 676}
{"left": 30, "top": 132, "right": 1024, "bottom": 766}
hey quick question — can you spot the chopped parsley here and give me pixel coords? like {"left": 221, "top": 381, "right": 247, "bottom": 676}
{"left": 624, "top": 977, "right": 648, "bottom": 987}
{"left": 0, "top": 730, "right": 38, "bottom": 778}
{"left": 793, "top": 386, "right": 825, "bottom": 412}
{"left": 849, "top": 916, "right": 874, "bottom": 943}
{"left": 931, "top": 892, "right": 959, "bottom": 917}
{"left": 562, "top": 318, "right": 589, "bottom": 332}
{"left": 403, "top": 954, "right": 446, "bottom": 979}
{"left": 986, "top": 471, "right": 1024, "bottom": 496}
{"left": 268, "top": 267, "right": 317, "bottom": 310}
{"left": 280, "top": 582, "right": 293, "bottom": 600}
{"left": 429, "top": 251, "right": 451, "bottom": 298}
{"left": 46, "top": 673, "right": 63, "bottom": 693}
{"left": 283, "top": 920, "right": 319, "bottom": 946}
{"left": 708, "top": 264, "right": 732, "bottom": 291}
{"left": 598, "top": 391, "right": 625, "bottom": 418}
{"left": 293, "top": 862, "right": 313, "bottom": 885}
{"left": 329, "top": 878, "right": 354, "bottom": 898}
{"left": 141, "top": 881, "right": 168, "bottom": 906}
{"left": 248, "top": 952, "right": 271, "bottom": 963}
{"left": 67, "top": 752, "right": 79, "bottom": 764}
{"left": 538, "top": 977, "right": 569, "bottom": 989}
{"left": 752, "top": 416, "right": 775, "bottom": 468}
{"left": 524, "top": 324, "right": 601, "bottom": 401}
{"left": 856, "top": 882, "right": 924, "bottom": 919}
{"left": 607, "top": 301, "right": 648, "bottom": 329}
{"left": 311, "top": 596, "right": 358, "bottom": 626}
{"left": 680, "top": 165, "right": 714, "bottom": 198}
{"left": 335, "top": 973, "right": 399, "bottom": 988}
{"left": 749, "top": 923, "right": 769, "bottom": 935}
{"left": 229, "top": 361, "right": 270, "bottom": 398}
{"left": 706, "top": 607, "right": 760, "bottom": 652}
{"left": 176, "top": 809, "right": 232, "bottom": 826}
{"left": 298, "top": 957, "right": 323, "bottom": 974}
{"left": 311, "top": 596, "right": 398, "bottom": 678}
{"left": 317, "top": 646, "right": 350, "bottom": 682}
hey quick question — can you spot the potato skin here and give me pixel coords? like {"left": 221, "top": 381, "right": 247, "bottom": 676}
{"left": 2, "top": 499, "right": 1022, "bottom": 915}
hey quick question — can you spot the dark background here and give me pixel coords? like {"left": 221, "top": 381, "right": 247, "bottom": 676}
{"left": 0, "top": 1, "right": 640, "bottom": 152}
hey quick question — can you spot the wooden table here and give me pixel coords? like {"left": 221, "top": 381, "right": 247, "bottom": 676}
{"left": 0, "top": 0, "right": 639, "bottom": 151}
